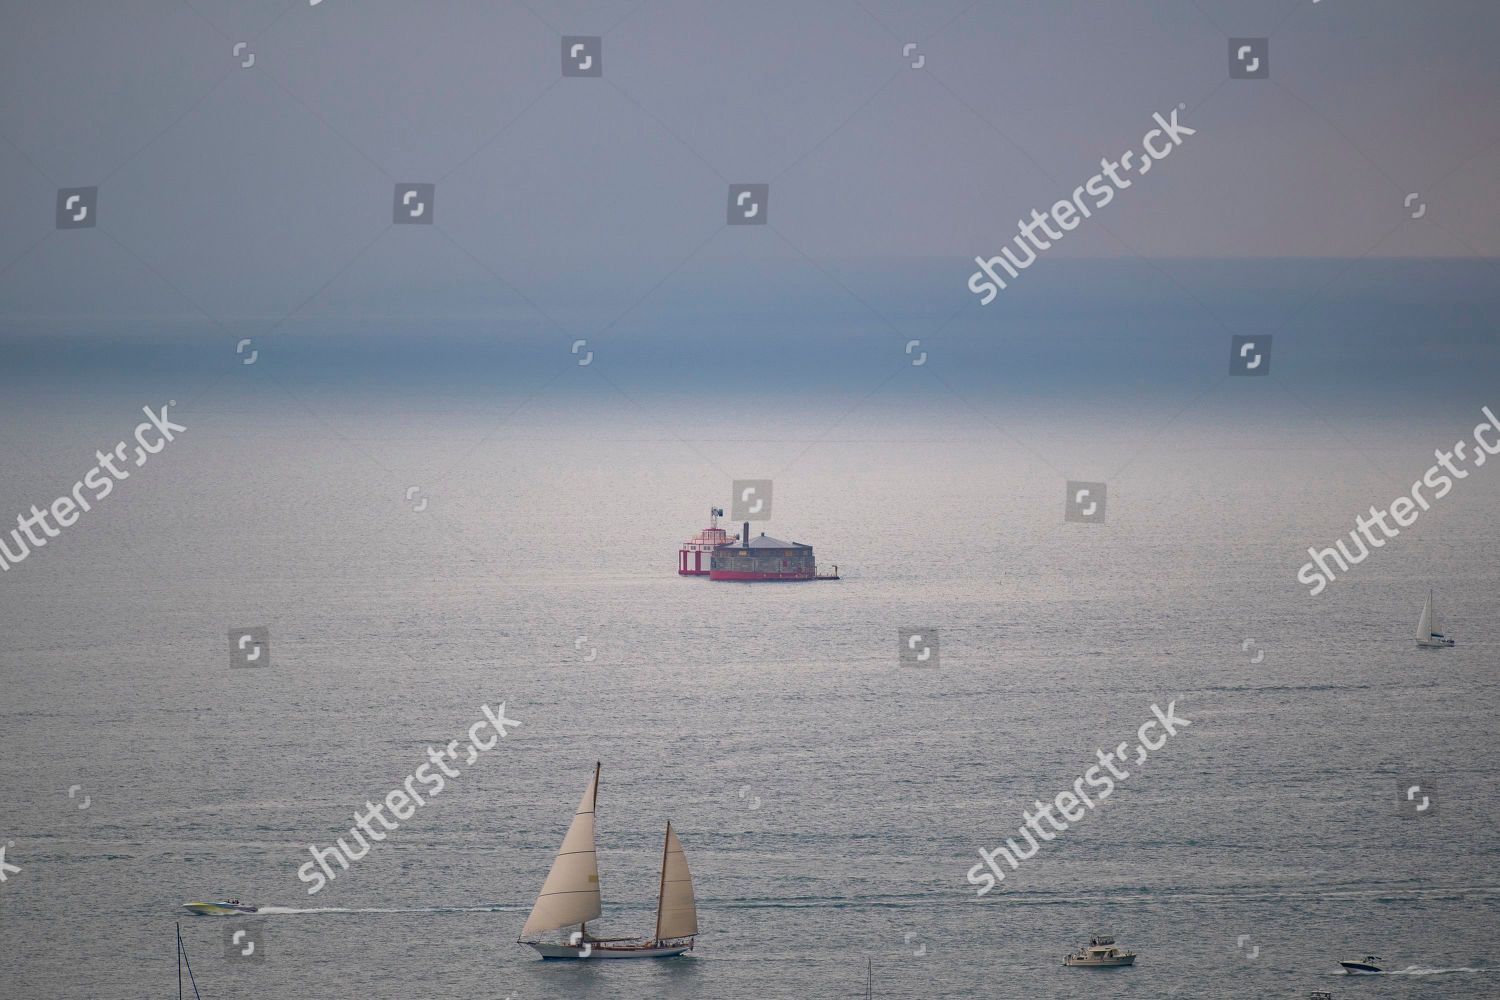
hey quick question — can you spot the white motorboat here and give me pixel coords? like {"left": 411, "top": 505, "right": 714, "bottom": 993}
{"left": 1064, "top": 936, "right": 1136, "bottom": 967}
{"left": 1416, "top": 589, "right": 1455, "bottom": 647}
{"left": 518, "top": 763, "right": 698, "bottom": 960}
{"left": 1340, "top": 954, "right": 1385, "bottom": 974}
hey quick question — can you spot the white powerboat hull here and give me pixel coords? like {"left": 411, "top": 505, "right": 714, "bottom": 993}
{"left": 1065, "top": 955, "right": 1136, "bottom": 967}
{"left": 527, "top": 941, "right": 689, "bottom": 960}
{"left": 183, "top": 901, "right": 258, "bottom": 916}
{"left": 1340, "top": 961, "right": 1383, "bottom": 974}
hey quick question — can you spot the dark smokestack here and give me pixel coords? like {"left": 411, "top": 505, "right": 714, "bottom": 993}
{"left": 743, "top": 522, "right": 750, "bottom": 548}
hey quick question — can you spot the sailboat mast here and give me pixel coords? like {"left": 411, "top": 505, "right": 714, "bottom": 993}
{"left": 176, "top": 922, "right": 202, "bottom": 1000}
{"left": 654, "top": 821, "right": 671, "bottom": 943}
{"left": 591, "top": 761, "right": 603, "bottom": 941}
{"left": 578, "top": 760, "right": 599, "bottom": 945}
{"left": 583, "top": 760, "right": 599, "bottom": 945}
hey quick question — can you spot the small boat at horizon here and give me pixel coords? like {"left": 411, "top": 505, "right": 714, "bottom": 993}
{"left": 1064, "top": 936, "right": 1136, "bottom": 967}
{"left": 1340, "top": 954, "right": 1385, "bottom": 974}
{"left": 518, "top": 762, "right": 698, "bottom": 960}
{"left": 1416, "top": 589, "right": 1456, "bottom": 647}
{"left": 182, "top": 898, "right": 258, "bottom": 916}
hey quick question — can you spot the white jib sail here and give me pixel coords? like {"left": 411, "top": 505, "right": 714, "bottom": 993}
{"left": 653, "top": 821, "right": 698, "bottom": 941}
{"left": 521, "top": 764, "right": 603, "bottom": 937}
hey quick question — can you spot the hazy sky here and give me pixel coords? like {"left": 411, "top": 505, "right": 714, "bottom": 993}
{"left": 0, "top": 0, "right": 1497, "bottom": 412}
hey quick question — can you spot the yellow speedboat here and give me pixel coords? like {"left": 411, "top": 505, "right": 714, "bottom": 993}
{"left": 182, "top": 899, "right": 258, "bottom": 916}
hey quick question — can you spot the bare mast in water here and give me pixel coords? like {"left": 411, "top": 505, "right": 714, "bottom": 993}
{"left": 176, "top": 923, "right": 203, "bottom": 1000}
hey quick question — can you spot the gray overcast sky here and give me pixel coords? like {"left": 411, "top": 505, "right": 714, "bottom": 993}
{"left": 1, "top": 0, "right": 1498, "bottom": 330}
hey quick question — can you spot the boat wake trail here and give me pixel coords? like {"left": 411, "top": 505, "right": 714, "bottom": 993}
{"left": 254, "top": 905, "right": 519, "bottom": 916}
{"left": 1336, "top": 965, "right": 1497, "bottom": 977}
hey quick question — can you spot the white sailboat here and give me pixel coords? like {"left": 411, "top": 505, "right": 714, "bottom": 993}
{"left": 519, "top": 763, "right": 698, "bottom": 960}
{"left": 1416, "top": 589, "right": 1456, "bottom": 647}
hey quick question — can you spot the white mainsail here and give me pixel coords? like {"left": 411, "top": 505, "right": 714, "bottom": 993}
{"left": 653, "top": 821, "right": 698, "bottom": 941}
{"left": 521, "top": 763, "right": 602, "bottom": 937}
{"left": 1417, "top": 590, "right": 1435, "bottom": 643}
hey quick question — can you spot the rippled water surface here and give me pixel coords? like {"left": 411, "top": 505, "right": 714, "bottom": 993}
{"left": 2, "top": 399, "right": 1498, "bottom": 999}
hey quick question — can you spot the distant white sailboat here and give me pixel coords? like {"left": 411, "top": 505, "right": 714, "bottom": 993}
{"left": 519, "top": 763, "right": 698, "bottom": 960}
{"left": 1416, "top": 589, "right": 1456, "bottom": 648}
